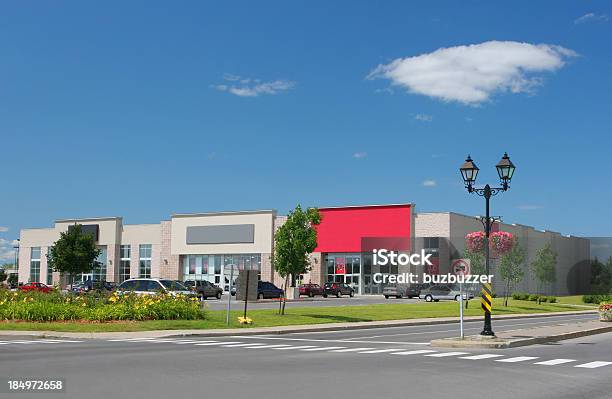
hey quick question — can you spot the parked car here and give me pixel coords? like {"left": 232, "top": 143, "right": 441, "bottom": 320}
{"left": 116, "top": 278, "right": 193, "bottom": 296}
{"left": 419, "top": 285, "right": 474, "bottom": 302}
{"left": 257, "top": 281, "right": 284, "bottom": 299}
{"left": 184, "top": 280, "right": 223, "bottom": 300}
{"left": 299, "top": 283, "right": 327, "bottom": 298}
{"left": 72, "top": 280, "right": 115, "bottom": 293}
{"left": 383, "top": 283, "right": 421, "bottom": 299}
{"left": 324, "top": 282, "right": 355, "bottom": 298}
{"left": 19, "top": 282, "right": 52, "bottom": 293}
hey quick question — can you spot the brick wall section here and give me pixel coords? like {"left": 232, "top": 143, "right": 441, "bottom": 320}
{"left": 160, "top": 221, "right": 179, "bottom": 280}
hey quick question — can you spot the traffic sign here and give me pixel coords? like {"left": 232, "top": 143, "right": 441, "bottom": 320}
{"left": 452, "top": 258, "right": 471, "bottom": 276}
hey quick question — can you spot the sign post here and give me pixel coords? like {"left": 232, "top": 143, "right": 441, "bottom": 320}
{"left": 225, "top": 264, "right": 235, "bottom": 326}
{"left": 452, "top": 258, "right": 471, "bottom": 339}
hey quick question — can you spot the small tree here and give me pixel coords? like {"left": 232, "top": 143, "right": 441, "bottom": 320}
{"left": 47, "top": 224, "right": 101, "bottom": 285}
{"left": 531, "top": 243, "right": 557, "bottom": 297}
{"left": 274, "top": 205, "right": 321, "bottom": 315}
{"left": 590, "top": 257, "right": 612, "bottom": 294}
{"left": 0, "top": 268, "right": 7, "bottom": 284}
{"left": 498, "top": 238, "right": 525, "bottom": 306}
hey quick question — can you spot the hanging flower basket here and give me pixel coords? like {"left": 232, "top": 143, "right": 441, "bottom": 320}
{"left": 490, "top": 231, "right": 514, "bottom": 255}
{"left": 466, "top": 231, "right": 486, "bottom": 253}
{"left": 599, "top": 303, "right": 612, "bottom": 322}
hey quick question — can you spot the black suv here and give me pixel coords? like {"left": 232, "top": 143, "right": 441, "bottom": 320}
{"left": 324, "top": 282, "right": 355, "bottom": 298}
{"left": 184, "top": 280, "right": 223, "bottom": 300}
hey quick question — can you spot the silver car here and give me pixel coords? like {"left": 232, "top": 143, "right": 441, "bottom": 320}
{"left": 419, "top": 284, "right": 474, "bottom": 302}
{"left": 116, "top": 278, "right": 193, "bottom": 296}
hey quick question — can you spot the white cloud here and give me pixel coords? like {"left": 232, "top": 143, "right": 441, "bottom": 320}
{"left": 415, "top": 113, "right": 433, "bottom": 122}
{"left": 353, "top": 152, "right": 367, "bottom": 159}
{"left": 422, "top": 180, "right": 437, "bottom": 187}
{"left": 215, "top": 74, "right": 295, "bottom": 97}
{"left": 517, "top": 204, "right": 544, "bottom": 211}
{"left": 0, "top": 237, "right": 16, "bottom": 262}
{"left": 0, "top": 226, "right": 8, "bottom": 232}
{"left": 574, "top": 13, "right": 609, "bottom": 24}
{"left": 368, "top": 41, "right": 576, "bottom": 105}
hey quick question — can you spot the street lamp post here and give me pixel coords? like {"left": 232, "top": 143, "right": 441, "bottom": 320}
{"left": 460, "top": 153, "right": 516, "bottom": 336}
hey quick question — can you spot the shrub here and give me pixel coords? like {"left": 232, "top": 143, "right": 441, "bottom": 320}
{"left": 583, "top": 294, "right": 612, "bottom": 304}
{"left": 539, "top": 296, "right": 548, "bottom": 303}
{"left": 512, "top": 292, "right": 529, "bottom": 300}
{"left": 547, "top": 296, "right": 557, "bottom": 303}
{"left": 528, "top": 294, "right": 540, "bottom": 302}
{"left": 599, "top": 302, "right": 612, "bottom": 321}
{"left": 0, "top": 289, "right": 205, "bottom": 322}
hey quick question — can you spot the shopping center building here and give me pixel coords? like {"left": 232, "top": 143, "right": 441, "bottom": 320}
{"left": 17, "top": 203, "right": 591, "bottom": 295}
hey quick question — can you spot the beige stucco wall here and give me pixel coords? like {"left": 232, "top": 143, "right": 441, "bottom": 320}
{"left": 170, "top": 211, "right": 275, "bottom": 255}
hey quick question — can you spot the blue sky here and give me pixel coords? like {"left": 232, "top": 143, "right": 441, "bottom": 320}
{"left": 1, "top": 1, "right": 611, "bottom": 261}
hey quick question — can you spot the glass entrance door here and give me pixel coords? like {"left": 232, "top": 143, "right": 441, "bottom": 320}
{"left": 325, "top": 254, "right": 362, "bottom": 295}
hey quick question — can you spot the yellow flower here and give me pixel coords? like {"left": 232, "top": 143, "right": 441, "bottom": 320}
{"left": 82, "top": 302, "right": 87, "bottom": 307}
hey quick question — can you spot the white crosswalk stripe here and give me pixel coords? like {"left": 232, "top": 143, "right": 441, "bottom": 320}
{"left": 272, "top": 345, "right": 317, "bottom": 350}
{"left": 574, "top": 361, "right": 612, "bottom": 369}
{"left": 391, "top": 350, "right": 437, "bottom": 356}
{"left": 496, "top": 356, "right": 539, "bottom": 363}
{"left": 301, "top": 346, "right": 346, "bottom": 351}
{"left": 358, "top": 349, "right": 401, "bottom": 354}
{"left": 194, "top": 341, "right": 233, "bottom": 346}
{"left": 425, "top": 352, "right": 468, "bottom": 358}
{"left": 460, "top": 354, "right": 504, "bottom": 360}
{"left": 330, "top": 347, "right": 375, "bottom": 353}
{"left": 244, "top": 344, "right": 292, "bottom": 349}
{"left": 222, "top": 343, "right": 262, "bottom": 347}
{"left": 534, "top": 359, "right": 576, "bottom": 366}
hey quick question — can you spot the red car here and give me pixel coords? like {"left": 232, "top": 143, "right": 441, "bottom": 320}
{"left": 298, "top": 283, "right": 327, "bottom": 298}
{"left": 19, "top": 282, "right": 53, "bottom": 293}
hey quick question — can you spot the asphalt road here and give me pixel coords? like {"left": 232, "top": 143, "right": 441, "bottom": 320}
{"left": 1, "top": 313, "right": 609, "bottom": 399}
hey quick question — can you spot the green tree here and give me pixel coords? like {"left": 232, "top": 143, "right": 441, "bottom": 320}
{"left": 531, "top": 243, "right": 557, "bottom": 296}
{"left": 463, "top": 248, "right": 485, "bottom": 276}
{"left": 47, "top": 224, "right": 101, "bottom": 285}
{"left": 0, "top": 268, "right": 7, "bottom": 284}
{"left": 274, "top": 205, "right": 321, "bottom": 315}
{"left": 498, "top": 238, "right": 526, "bottom": 306}
{"left": 590, "top": 257, "right": 612, "bottom": 294}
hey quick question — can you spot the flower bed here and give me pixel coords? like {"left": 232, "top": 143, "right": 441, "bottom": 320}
{"left": 0, "top": 289, "right": 205, "bottom": 322}
{"left": 599, "top": 302, "right": 612, "bottom": 322}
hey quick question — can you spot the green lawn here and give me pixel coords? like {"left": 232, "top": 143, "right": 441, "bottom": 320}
{"left": 554, "top": 295, "right": 598, "bottom": 307}
{"left": 0, "top": 298, "right": 591, "bottom": 333}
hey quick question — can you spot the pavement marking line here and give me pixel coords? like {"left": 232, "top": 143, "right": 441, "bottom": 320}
{"left": 460, "top": 354, "right": 504, "bottom": 360}
{"left": 107, "top": 338, "right": 158, "bottom": 342}
{"left": 193, "top": 341, "right": 237, "bottom": 346}
{"left": 358, "top": 349, "right": 402, "bottom": 354}
{"left": 301, "top": 346, "right": 346, "bottom": 352}
{"left": 574, "top": 361, "right": 612, "bottom": 369}
{"left": 171, "top": 340, "right": 205, "bottom": 344}
{"left": 330, "top": 347, "right": 375, "bottom": 353}
{"left": 221, "top": 343, "right": 264, "bottom": 348}
{"left": 8, "top": 340, "right": 45, "bottom": 344}
{"left": 243, "top": 344, "right": 292, "bottom": 349}
{"left": 495, "top": 356, "right": 539, "bottom": 363}
{"left": 425, "top": 352, "right": 468, "bottom": 358}
{"left": 534, "top": 359, "right": 576, "bottom": 366}
{"left": 271, "top": 345, "right": 318, "bottom": 350}
{"left": 391, "top": 350, "right": 438, "bottom": 356}
{"left": 234, "top": 336, "right": 429, "bottom": 345}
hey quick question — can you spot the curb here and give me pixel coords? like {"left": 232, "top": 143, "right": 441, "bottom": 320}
{"left": 0, "top": 309, "right": 597, "bottom": 340}
{"left": 430, "top": 322, "right": 612, "bottom": 349}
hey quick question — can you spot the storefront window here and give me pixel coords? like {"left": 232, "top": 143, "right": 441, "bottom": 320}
{"left": 182, "top": 254, "right": 261, "bottom": 291}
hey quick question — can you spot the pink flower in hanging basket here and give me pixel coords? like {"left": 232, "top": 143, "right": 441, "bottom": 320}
{"left": 490, "top": 231, "right": 514, "bottom": 254}
{"left": 466, "top": 231, "right": 486, "bottom": 253}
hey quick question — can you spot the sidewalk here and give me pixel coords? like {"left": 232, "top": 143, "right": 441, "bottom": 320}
{"left": 431, "top": 318, "right": 612, "bottom": 348}
{"left": 0, "top": 309, "right": 598, "bottom": 340}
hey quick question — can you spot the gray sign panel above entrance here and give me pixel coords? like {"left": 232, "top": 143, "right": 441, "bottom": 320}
{"left": 186, "top": 224, "right": 255, "bottom": 245}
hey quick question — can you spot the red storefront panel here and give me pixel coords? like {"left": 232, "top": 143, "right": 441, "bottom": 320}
{"left": 314, "top": 204, "right": 412, "bottom": 253}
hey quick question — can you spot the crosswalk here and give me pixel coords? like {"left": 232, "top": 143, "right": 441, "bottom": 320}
{"left": 104, "top": 337, "right": 612, "bottom": 369}
{"left": 0, "top": 339, "right": 82, "bottom": 346}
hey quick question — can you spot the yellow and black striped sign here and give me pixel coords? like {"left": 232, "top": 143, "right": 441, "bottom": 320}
{"left": 481, "top": 282, "right": 493, "bottom": 313}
